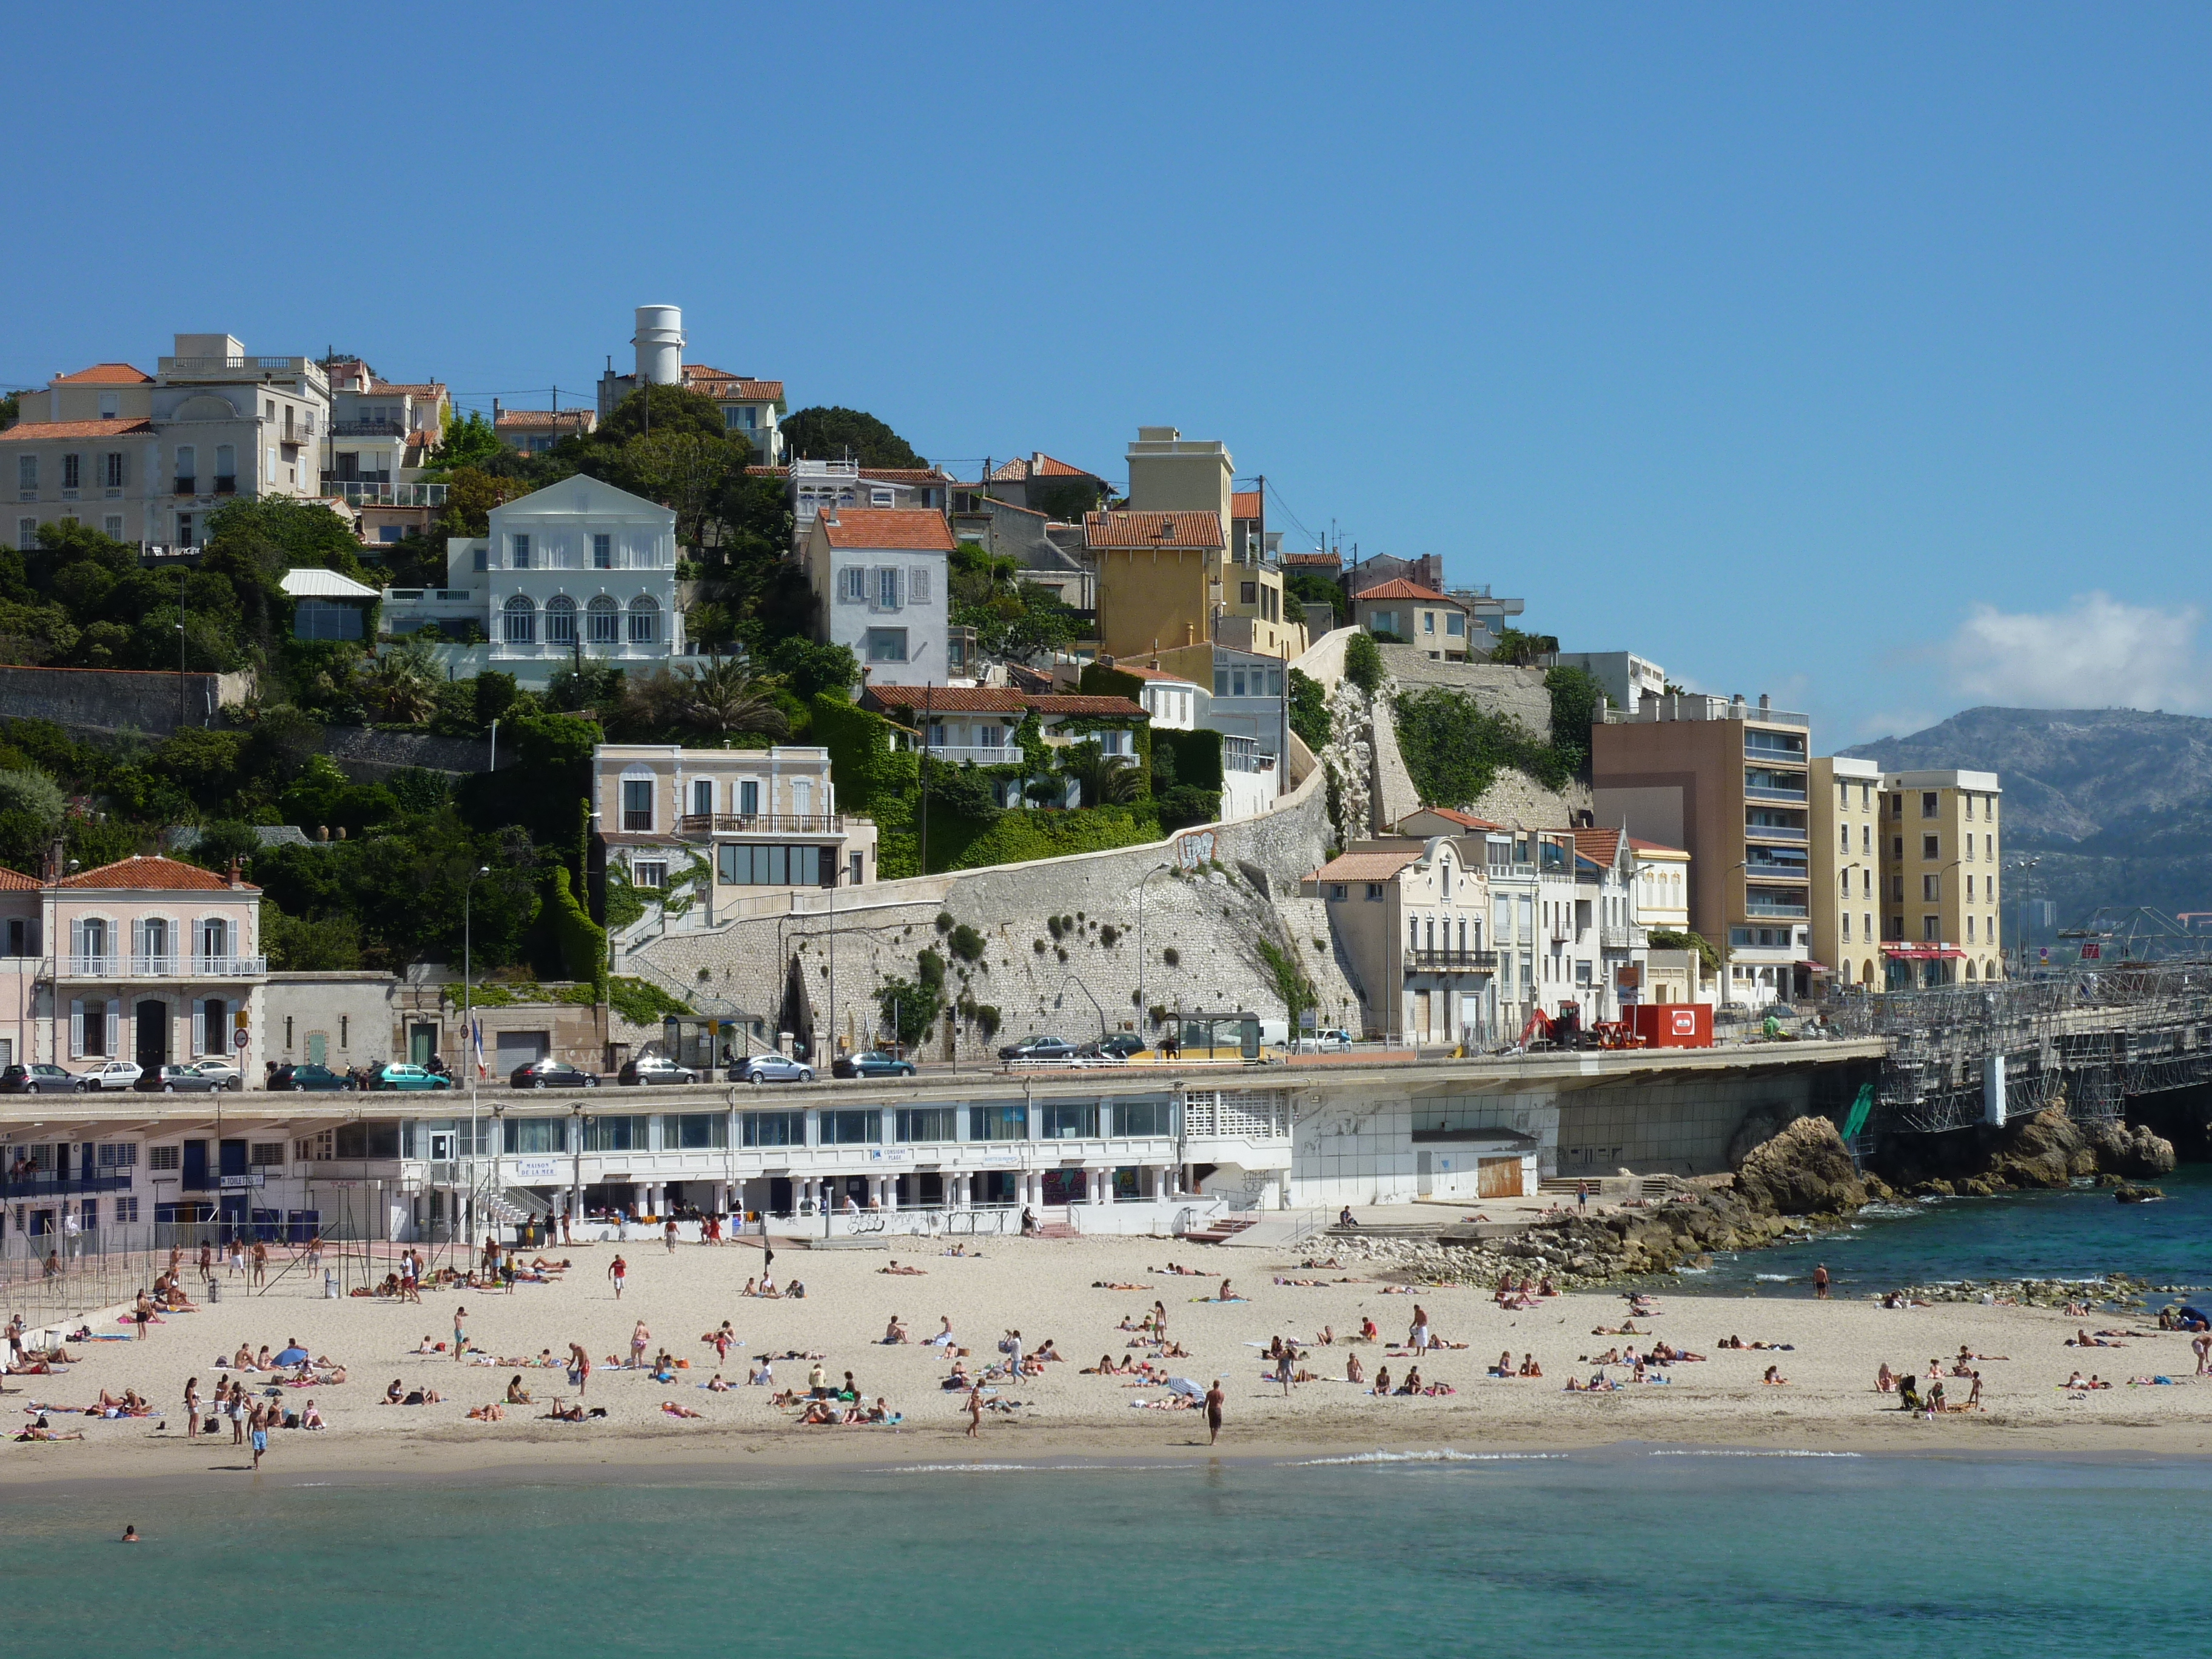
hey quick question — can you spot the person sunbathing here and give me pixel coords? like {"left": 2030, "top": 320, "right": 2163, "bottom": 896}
{"left": 879, "top": 1260, "right": 927, "bottom": 1276}
{"left": 15, "top": 1418, "right": 85, "bottom": 1441}
{"left": 883, "top": 1316, "right": 910, "bottom": 1344}
{"left": 300, "top": 1401, "right": 324, "bottom": 1430}
{"left": 543, "top": 1401, "right": 586, "bottom": 1422}
{"left": 1589, "top": 1347, "right": 1622, "bottom": 1366}
{"left": 1488, "top": 1350, "right": 1514, "bottom": 1378}
{"left": 466, "top": 1402, "right": 505, "bottom": 1422}
{"left": 1876, "top": 1363, "right": 1895, "bottom": 1393}
{"left": 381, "top": 1379, "right": 405, "bottom": 1404}
{"left": 1761, "top": 1366, "right": 1790, "bottom": 1385}
{"left": 505, "top": 1376, "right": 532, "bottom": 1405}
{"left": 1083, "top": 1356, "right": 1118, "bottom": 1375}
{"left": 1518, "top": 1354, "right": 1543, "bottom": 1377}
{"left": 2068, "top": 1329, "right": 2122, "bottom": 1348}
{"left": 797, "top": 1398, "right": 837, "bottom": 1425}
{"left": 1396, "top": 1367, "right": 1424, "bottom": 1395}
{"left": 662, "top": 1401, "right": 705, "bottom": 1419}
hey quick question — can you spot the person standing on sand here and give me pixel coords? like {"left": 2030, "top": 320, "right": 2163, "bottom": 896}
{"left": 1205, "top": 1378, "right": 1225, "bottom": 1445}
{"left": 252, "top": 1240, "right": 268, "bottom": 1287}
{"left": 631, "top": 1320, "right": 651, "bottom": 1369}
{"left": 183, "top": 1377, "right": 200, "bottom": 1439}
{"left": 453, "top": 1306, "right": 468, "bottom": 1361}
{"left": 965, "top": 1383, "right": 982, "bottom": 1438}
{"left": 664, "top": 1219, "right": 679, "bottom": 1255}
{"left": 609, "top": 1255, "right": 627, "bottom": 1299}
{"left": 249, "top": 1400, "right": 269, "bottom": 1469}
{"left": 1577, "top": 1180, "right": 1589, "bottom": 1208}
{"left": 1813, "top": 1264, "right": 1831, "bottom": 1300}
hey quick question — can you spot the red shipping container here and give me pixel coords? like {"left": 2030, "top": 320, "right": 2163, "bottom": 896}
{"left": 1629, "top": 1003, "right": 1712, "bottom": 1048}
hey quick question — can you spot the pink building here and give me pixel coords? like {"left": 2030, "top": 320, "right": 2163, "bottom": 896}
{"left": 0, "top": 854, "right": 265, "bottom": 1078}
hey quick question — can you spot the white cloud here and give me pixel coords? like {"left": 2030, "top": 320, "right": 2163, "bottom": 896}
{"left": 1942, "top": 591, "right": 2209, "bottom": 714}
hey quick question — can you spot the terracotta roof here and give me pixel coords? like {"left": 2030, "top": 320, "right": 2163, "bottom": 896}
{"left": 0, "top": 419, "right": 156, "bottom": 442}
{"left": 369, "top": 381, "right": 446, "bottom": 399}
{"left": 1628, "top": 836, "right": 1687, "bottom": 857}
{"left": 1356, "top": 577, "right": 1460, "bottom": 605}
{"left": 1312, "top": 850, "right": 1424, "bottom": 883}
{"left": 1280, "top": 551, "right": 1341, "bottom": 569}
{"left": 1026, "top": 694, "right": 1146, "bottom": 718}
{"left": 495, "top": 409, "right": 593, "bottom": 430}
{"left": 1231, "top": 490, "right": 1263, "bottom": 520}
{"left": 817, "top": 509, "right": 956, "bottom": 551}
{"left": 865, "top": 685, "right": 1029, "bottom": 714}
{"left": 1410, "top": 806, "right": 1507, "bottom": 833}
{"left": 682, "top": 366, "right": 785, "bottom": 402}
{"left": 1111, "top": 665, "right": 1201, "bottom": 686}
{"left": 860, "top": 468, "right": 952, "bottom": 484}
{"left": 1083, "top": 510, "right": 1224, "bottom": 551}
{"left": 0, "top": 865, "right": 39, "bottom": 890}
{"left": 60, "top": 854, "right": 255, "bottom": 893}
{"left": 989, "top": 452, "right": 1096, "bottom": 483}
{"left": 1571, "top": 828, "right": 1624, "bottom": 867}
{"left": 53, "top": 363, "right": 152, "bottom": 385}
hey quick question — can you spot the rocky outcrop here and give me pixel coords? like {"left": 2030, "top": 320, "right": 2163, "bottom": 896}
{"left": 1878, "top": 1107, "right": 2177, "bottom": 1193}
{"left": 1733, "top": 1114, "right": 1869, "bottom": 1218}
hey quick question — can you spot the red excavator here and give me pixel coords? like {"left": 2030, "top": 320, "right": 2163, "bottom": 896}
{"left": 1515, "top": 1000, "right": 1646, "bottom": 1053}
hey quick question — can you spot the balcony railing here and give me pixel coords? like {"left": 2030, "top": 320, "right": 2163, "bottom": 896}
{"left": 1744, "top": 784, "right": 1809, "bottom": 803}
{"left": 1744, "top": 822, "right": 1808, "bottom": 842}
{"left": 63, "top": 955, "right": 267, "bottom": 979}
{"left": 1600, "top": 925, "right": 1646, "bottom": 950}
{"left": 329, "top": 420, "right": 410, "bottom": 437}
{"left": 1744, "top": 865, "right": 1810, "bottom": 883}
{"left": 918, "top": 743, "right": 1014, "bottom": 765}
{"left": 1404, "top": 948, "right": 1498, "bottom": 972}
{"left": 173, "top": 477, "right": 195, "bottom": 495}
{"left": 329, "top": 481, "right": 446, "bottom": 507}
{"left": 1742, "top": 903, "right": 1810, "bottom": 920}
{"left": 0, "top": 1171, "right": 134, "bottom": 1199}
{"left": 677, "top": 813, "right": 844, "bottom": 836}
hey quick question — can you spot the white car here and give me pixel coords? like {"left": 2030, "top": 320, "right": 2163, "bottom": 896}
{"left": 77, "top": 1060, "right": 143, "bottom": 1091}
{"left": 189, "top": 1059, "right": 244, "bottom": 1090}
{"left": 1292, "top": 1028, "right": 1354, "bottom": 1053}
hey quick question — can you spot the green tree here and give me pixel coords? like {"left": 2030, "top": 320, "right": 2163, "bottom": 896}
{"left": 1343, "top": 630, "right": 1385, "bottom": 694}
{"left": 593, "top": 383, "right": 729, "bottom": 444}
{"left": 1061, "top": 741, "right": 1141, "bottom": 807}
{"left": 677, "top": 657, "right": 790, "bottom": 742}
{"left": 1489, "top": 626, "right": 1559, "bottom": 666}
{"left": 1393, "top": 687, "right": 1572, "bottom": 806}
{"left": 768, "top": 638, "right": 859, "bottom": 700}
{"left": 1028, "top": 476, "right": 1105, "bottom": 523}
{"left": 1284, "top": 569, "right": 1346, "bottom": 628}
{"left": 876, "top": 948, "right": 947, "bottom": 1050}
{"left": 1542, "top": 664, "right": 1605, "bottom": 776}
{"left": 430, "top": 409, "right": 506, "bottom": 472}
{"left": 618, "top": 430, "right": 743, "bottom": 549}
{"left": 1287, "top": 668, "right": 1330, "bottom": 752}
{"left": 780, "top": 406, "right": 926, "bottom": 469}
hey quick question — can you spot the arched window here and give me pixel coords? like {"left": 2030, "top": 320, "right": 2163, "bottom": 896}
{"left": 545, "top": 594, "right": 577, "bottom": 645}
{"left": 628, "top": 593, "right": 659, "bottom": 644}
{"left": 588, "top": 594, "right": 620, "bottom": 645}
{"left": 503, "top": 594, "right": 536, "bottom": 645}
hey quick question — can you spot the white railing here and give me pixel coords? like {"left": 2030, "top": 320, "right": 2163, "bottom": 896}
{"left": 1182, "top": 1090, "right": 1291, "bottom": 1141}
{"left": 329, "top": 481, "right": 447, "bottom": 507}
{"left": 65, "top": 955, "right": 266, "bottom": 979}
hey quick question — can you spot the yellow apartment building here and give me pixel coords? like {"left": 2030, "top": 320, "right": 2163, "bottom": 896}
{"left": 1811, "top": 754, "right": 1884, "bottom": 990}
{"left": 1879, "top": 769, "right": 2003, "bottom": 987}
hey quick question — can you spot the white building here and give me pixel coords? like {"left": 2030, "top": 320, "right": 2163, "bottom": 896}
{"left": 1553, "top": 651, "right": 1668, "bottom": 717}
{"left": 4, "top": 335, "right": 330, "bottom": 551}
{"left": 803, "top": 507, "right": 956, "bottom": 686}
{"left": 384, "top": 475, "right": 683, "bottom": 678}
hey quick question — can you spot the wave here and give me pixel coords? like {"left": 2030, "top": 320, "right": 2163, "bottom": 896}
{"left": 886, "top": 1462, "right": 1202, "bottom": 1475}
{"left": 1288, "top": 1449, "right": 1567, "bottom": 1466}
{"left": 1754, "top": 1273, "right": 1797, "bottom": 1282}
{"left": 1649, "top": 1449, "right": 1863, "bottom": 1459}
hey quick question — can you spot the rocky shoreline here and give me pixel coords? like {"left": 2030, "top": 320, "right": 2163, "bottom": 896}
{"left": 1317, "top": 1108, "right": 2182, "bottom": 1292}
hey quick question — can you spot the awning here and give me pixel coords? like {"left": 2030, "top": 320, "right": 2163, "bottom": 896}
{"left": 1882, "top": 944, "right": 1965, "bottom": 960}
{"left": 1802, "top": 960, "right": 1831, "bottom": 973}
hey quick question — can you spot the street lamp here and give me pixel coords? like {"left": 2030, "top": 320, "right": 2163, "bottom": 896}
{"left": 2006, "top": 855, "right": 2042, "bottom": 977}
{"left": 462, "top": 863, "right": 489, "bottom": 1246}
{"left": 1053, "top": 974, "right": 1110, "bottom": 1042}
{"left": 1721, "top": 860, "right": 1748, "bottom": 1011}
{"left": 1134, "top": 862, "right": 1171, "bottom": 1028}
{"left": 570, "top": 1101, "right": 589, "bottom": 1238}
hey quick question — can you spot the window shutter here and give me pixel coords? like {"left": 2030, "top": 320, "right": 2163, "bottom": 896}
{"left": 70, "top": 1000, "right": 84, "bottom": 1058}
{"left": 70, "top": 918, "right": 84, "bottom": 965}
{"left": 106, "top": 1000, "right": 119, "bottom": 1056}
{"left": 193, "top": 1004, "right": 206, "bottom": 1056}
{"left": 910, "top": 567, "right": 930, "bottom": 605}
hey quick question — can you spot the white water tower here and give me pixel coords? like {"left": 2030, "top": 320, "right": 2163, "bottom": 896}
{"left": 632, "top": 304, "right": 685, "bottom": 386}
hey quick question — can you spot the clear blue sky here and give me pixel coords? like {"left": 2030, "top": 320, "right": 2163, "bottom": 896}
{"left": 10, "top": 4, "right": 2209, "bottom": 742}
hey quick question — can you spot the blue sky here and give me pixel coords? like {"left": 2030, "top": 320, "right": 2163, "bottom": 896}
{"left": 9, "top": 4, "right": 2210, "bottom": 743}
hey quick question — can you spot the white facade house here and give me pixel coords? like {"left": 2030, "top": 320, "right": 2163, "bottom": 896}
{"left": 3, "top": 335, "right": 331, "bottom": 552}
{"left": 803, "top": 507, "right": 956, "bottom": 686}
{"left": 1116, "top": 665, "right": 1201, "bottom": 731}
{"left": 384, "top": 475, "right": 683, "bottom": 672}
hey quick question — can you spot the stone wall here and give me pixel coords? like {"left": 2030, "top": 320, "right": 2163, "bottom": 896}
{"left": 320, "top": 725, "right": 509, "bottom": 779}
{"left": 0, "top": 665, "right": 252, "bottom": 735}
{"left": 1378, "top": 649, "right": 1552, "bottom": 734}
{"left": 629, "top": 765, "right": 1364, "bottom": 1060}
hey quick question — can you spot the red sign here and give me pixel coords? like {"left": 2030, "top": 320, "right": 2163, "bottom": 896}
{"left": 1629, "top": 1003, "right": 1712, "bottom": 1049}
{"left": 2080, "top": 942, "right": 2101, "bottom": 960}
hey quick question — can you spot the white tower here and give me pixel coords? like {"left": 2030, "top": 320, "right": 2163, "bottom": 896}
{"left": 632, "top": 304, "right": 684, "bottom": 386}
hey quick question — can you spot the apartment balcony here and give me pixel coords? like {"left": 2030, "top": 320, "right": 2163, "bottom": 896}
{"left": 172, "top": 477, "right": 195, "bottom": 496}
{"left": 330, "top": 420, "right": 410, "bottom": 437}
{"left": 1743, "top": 822, "right": 1808, "bottom": 842}
{"left": 1404, "top": 948, "right": 1498, "bottom": 973}
{"left": 1741, "top": 902, "right": 1810, "bottom": 920}
{"left": 329, "top": 481, "right": 446, "bottom": 507}
{"left": 61, "top": 955, "right": 267, "bottom": 980}
{"left": 1600, "top": 925, "right": 1646, "bottom": 951}
{"left": 1744, "top": 864, "right": 1811, "bottom": 884}
{"left": 213, "top": 475, "right": 236, "bottom": 494}
{"left": 677, "top": 813, "right": 845, "bottom": 837}
{"left": 0, "top": 1171, "right": 133, "bottom": 1200}
{"left": 920, "top": 743, "right": 1015, "bottom": 766}
{"left": 1744, "top": 784, "right": 1809, "bottom": 803}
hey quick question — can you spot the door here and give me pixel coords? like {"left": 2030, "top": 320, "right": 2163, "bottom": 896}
{"left": 1415, "top": 990, "right": 1432, "bottom": 1042}
{"left": 497, "top": 1030, "right": 549, "bottom": 1070}
{"left": 306, "top": 1031, "right": 327, "bottom": 1066}
{"left": 135, "top": 999, "right": 168, "bottom": 1070}
{"left": 409, "top": 1023, "right": 438, "bottom": 1066}
{"left": 1416, "top": 1149, "right": 1433, "bottom": 1197}
{"left": 1478, "top": 1157, "right": 1523, "bottom": 1199}
{"left": 183, "top": 1140, "right": 209, "bottom": 1193}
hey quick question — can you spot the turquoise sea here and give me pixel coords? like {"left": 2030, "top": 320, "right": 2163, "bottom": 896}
{"left": 8, "top": 1451, "right": 2210, "bottom": 1655}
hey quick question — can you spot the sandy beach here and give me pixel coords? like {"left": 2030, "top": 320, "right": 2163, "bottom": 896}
{"left": 7, "top": 1231, "right": 2212, "bottom": 1488}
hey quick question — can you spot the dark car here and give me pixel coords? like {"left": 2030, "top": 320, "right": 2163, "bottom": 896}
{"left": 510, "top": 1058, "right": 602, "bottom": 1090}
{"left": 732, "top": 1052, "right": 814, "bottom": 1085}
{"left": 269, "top": 1063, "right": 354, "bottom": 1091}
{"left": 1075, "top": 1034, "right": 1148, "bottom": 1061}
{"left": 0, "top": 1063, "right": 78, "bottom": 1095}
{"left": 135, "top": 1064, "right": 221, "bottom": 1094}
{"left": 997, "top": 1034, "right": 1078, "bottom": 1062}
{"left": 831, "top": 1049, "right": 913, "bottom": 1079}
{"left": 617, "top": 1056, "right": 699, "bottom": 1087}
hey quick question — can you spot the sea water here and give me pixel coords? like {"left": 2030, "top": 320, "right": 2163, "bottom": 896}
{"left": 8, "top": 1451, "right": 2209, "bottom": 1655}
{"left": 1684, "top": 1161, "right": 2212, "bottom": 1298}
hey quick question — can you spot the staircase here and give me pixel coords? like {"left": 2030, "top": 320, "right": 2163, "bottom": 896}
{"left": 481, "top": 1186, "right": 552, "bottom": 1228}
{"left": 1182, "top": 1213, "right": 1260, "bottom": 1245}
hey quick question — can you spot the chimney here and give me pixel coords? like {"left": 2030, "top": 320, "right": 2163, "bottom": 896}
{"left": 1758, "top": 692, "right": 1771, "bottom": 711}
{"left": 227, "top": 853, "right": 243, "bottom": 890}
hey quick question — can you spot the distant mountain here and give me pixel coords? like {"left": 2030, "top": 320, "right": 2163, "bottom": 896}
{"left": 1843, "top": 707, "right": 2212, "bottom": 938}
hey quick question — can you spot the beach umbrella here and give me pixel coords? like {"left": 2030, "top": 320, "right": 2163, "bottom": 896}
{"left": 1164, "top": 1376, "right": 1203, "bottom": 1398}
{"left": 274, "top": 1346, "right": 309, "bottom": 1366}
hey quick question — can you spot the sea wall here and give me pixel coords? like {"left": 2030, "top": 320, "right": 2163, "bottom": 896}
{"left": 0, "top": 664, "right": 252, "bottom": 734}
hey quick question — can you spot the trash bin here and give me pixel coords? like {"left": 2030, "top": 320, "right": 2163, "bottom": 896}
{"left": 207, "top": 1278, "right": 221, "bottom": 1304}
{"left": 324, "top": 1269, "right": 339, "bottom": 1300}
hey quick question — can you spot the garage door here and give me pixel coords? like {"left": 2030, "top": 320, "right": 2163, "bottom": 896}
{"left": 496, "top": 1030, "right": 549, "bottom": 1068}
{"left": 1477, "top": 1157, "right": 1523, "bottom": 1199}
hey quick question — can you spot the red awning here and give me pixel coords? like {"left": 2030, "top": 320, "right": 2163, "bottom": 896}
{"left": 1803, "top": 961, "right": 1831, "bottom": 973}
{"left": 1882, "top": 944, "right": 1965, "bottom": 960}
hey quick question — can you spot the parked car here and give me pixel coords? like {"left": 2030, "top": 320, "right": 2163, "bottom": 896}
{"left": 1292, "top": 1028, "right": 1354, "bottom": 1053}
{"left": 269, "top": 1063, "right": 354, "bottom": 1091}
{"left": 618, "top": 1056, "right": 699, "bottom": 1087}
{"left": 0, "top": 1063, "right": 78, "bottom": 1095}
{"left": 997, "top": 1034, "right": 1078, "bottom": 1062}
{"left": 370, "top": 1062, "right": 452, "bottom": 1091}
{"left": 509, "top": 1058, "right": 602, "bottom": 1090}
{"left": 135, "top": 1064, "right": 222, "bottom": 1094}
{"left": 732, "top": 1052, "right": 815, "bottom": 1085}
{"left": 76, "top": 1060, "right": 142, "bottom": 1091}
{"left": 832, "top": 1050, "right": 914, "bottom": 1079}
{"left": 187, "top": 1059, "right": 244, "bottom": 1090}
{"left": 1070, "top": 1039, "right": 1131, "bottom": 1064}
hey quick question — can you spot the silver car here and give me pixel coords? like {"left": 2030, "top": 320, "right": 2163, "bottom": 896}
{"left": 731, "top": 1053, "right": 814, "bottom": 1085}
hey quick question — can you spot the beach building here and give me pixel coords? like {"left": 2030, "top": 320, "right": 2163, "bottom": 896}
{"left": 1302, "top": 836, "right": 1496, "bottom": 1047}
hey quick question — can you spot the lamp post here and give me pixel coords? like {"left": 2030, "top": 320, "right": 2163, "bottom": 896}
{"left": 461, "top": 863, "right": 489, "bottom": 1247}
{"left": 1134, "top": 862, "right": 1171, "bottom": 1029}
{"left": 570, "top": 1102, "right": 588, "bottom": 1236}
{"left": 1053, "top": 976, "right": 1110, "bottom": 1043}
{"left": 2006, "top": 856, "right": 2042, "bottom": 978}
{"left": 1721, "top": 859, "right": 1748, "bottom": 1012}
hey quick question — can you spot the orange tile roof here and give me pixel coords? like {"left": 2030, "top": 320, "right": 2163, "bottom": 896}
{"left": 53, "top": 363, "right": 152, "bottom": 385}
{"left": 817, "top": 508, "right": 957, "bottom": 551}
{"left": 59, "top": 854, "right": 255, "bottom": 892}
{"left": 1571, "top": 828, "right": 1624, "bottom": 866}
{"left": 1312, "top": 850, "right": 1424, "bottom": 883}
{"left": 369, "top": 381, "right": 447, "bottom": 399}
{"left": 865, "top": 685, "right": 1030, "bottom": 714}
{"left": 988, "top": 452, "right": 1097, "bottom": 482}
{"left": 1083, "top": 510, "right": 1224, "bottom": 551}
{"left": 1356, "top": 577, "right": 1459, "bottom": 605}
{"left": 495, "top": 409, "right": 593, "bottom": 429}
{"left": 0, "top": 865, "right": 39, "bottom": 890}
{"left": 1231, "top": 490, "right": 1263, "bottom": 520}
{"left": 0, "top": 419, "right": 156, "bottom": 442}
{"left": 1411, "top": 806, "right": 1507, "bottom": 833}
{"left": 1111, "top": 664, "right": 1201, "bottom": 685}
{"left": 1628, "top": 836, "right": 1687, "bottom": 857}
{"left": 682, "top": 366, "right": 785, "bottom": 402}
{"left": 1281, "top": 551, "right": 1341, "bottom": 568}
{"left": 1025, "top": 694, "right": 1146, "bottom": 718}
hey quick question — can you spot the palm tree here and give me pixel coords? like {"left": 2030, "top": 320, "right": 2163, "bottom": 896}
{"left": 679, "top": 657, "right": 789, "bottom": 741}
{"left": 1061, "top": 740, "right": 1141, "bottom": 808}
